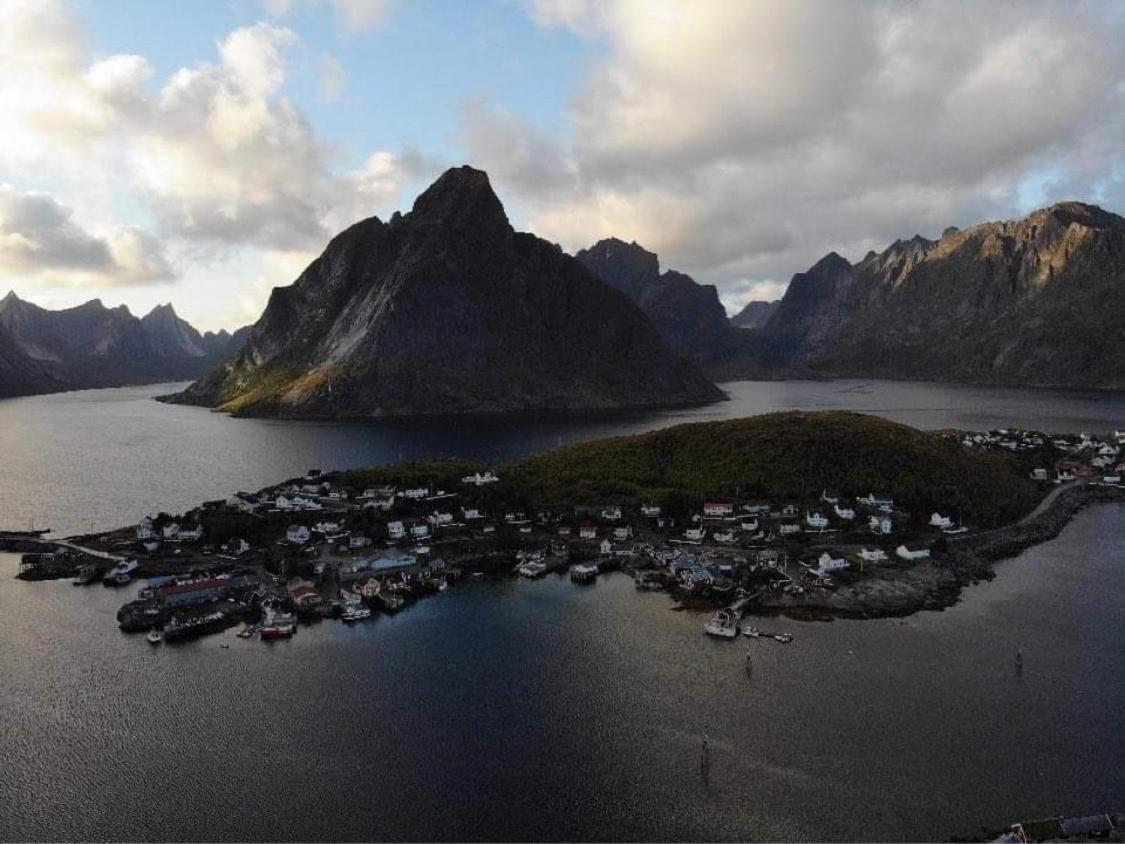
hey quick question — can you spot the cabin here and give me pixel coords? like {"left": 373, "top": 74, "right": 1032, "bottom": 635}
{"left": 313, "top": 521, "right": 343, "bottom": 536}
{"left": 1031, "top": 468, "right": 1049, "bottom": 481}
{"left": 427, "top": 511, "right": 454, "bottom": 528}
{"left": 461, "top": 471, "right": 499, "bottom": 486}
{"left": 683, "top": 527, "right": 706, "bottom": 542}
{"left": 599, "top": 538, "right": 613, "bottom": 555}
{"left": 410, "top": 524, "right": 430, "bottom": 540}
{"left": 136, "top": 517, "right": 155, "bottom": 541}
{"left": 815, "top": 551, "right": 849, "bottom": 575}
{"left": 640, "top": 503, "right": 662, "bottom": 518}
{"left": 869, "top": 515, "right": 893, "bottom": 535}
{"left": 740, "top": 518, "right": 759, "bottom": 532}
{"left": 600, "top": 505, "right": 623, "bottom": 522}
{"left": 288, "top": 582, "right": 321, "bottom": 608}
{"left": 862, "top": 493, "right": 894, "bottom": 510}
{"left": 578, "top": 525, "right": 598, "bottom": 540}
{"left": 896, "top": 543, "right": 930, "bottom": 561}
{"left": 713, "top": 529, "right": 736, "bottom": 543}
{"left": 162, "top": 522, "right": 180, "bottom": 540}
{"left": 177, "top": 523, "right": 204, "bottom": 543}
{"left": 387, "top": 520, "right": 406, "bottom": 540}
{"left": 613, "top": 525, "right": 633, "bottom": 541}
{"left": 462, "top": 507, "right": 483, "bottom": 521}
{"left": 858, "top": 547, "right": 887, "bottom": 562}
{"left": 286, "top": 525, "right": 310, "bottom": 545}
{"left": 400, "top": 487, "right": 430, "bottom": 500}
{"left": 805, "top": 512, "right": 829, "bottom": 530}
{"left": 833, "top": 504, "right": 855, "bottom": 520}
{"left": 929, "top": 513, "right": 954, "bottom": 530}
{"left": 780, "top": 504, "right": 799, "bottom": 518}
{"left": 742, "top": 502, "right": 771, "bottom": 516}
{"left": 703, "top": 501, "right": 733, "bottom": 518}
{"left": 778, "top": 522, "right": 800, "bottom": 536}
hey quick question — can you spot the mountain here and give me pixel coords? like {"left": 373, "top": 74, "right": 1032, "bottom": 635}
{"left": 0, "top": 293, "right": 248, "bottom": 398}
{"left": 170, "top": 167, "right": 724, "bottom": 418}
{"left": 576, "top": 238, "right": 734, "bottom": 364}
{"left": 730, "top": 300, "right": 779, "bottom": 329}
{"left": 755, "top": 202, "right": 1125, "bottom": 388}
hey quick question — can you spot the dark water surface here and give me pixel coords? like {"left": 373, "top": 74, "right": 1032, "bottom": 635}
{"left": 2, "top": 505, "right": 1124, "bottom": 841}
{"left": 2, "top": 379, "right": 1125, "bottom": 841}
{"left": 3, "top": 378, "right": 1125, "bottom": 536}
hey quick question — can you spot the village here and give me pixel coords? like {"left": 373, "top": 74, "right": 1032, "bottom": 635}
{"left": 14, "top": 427, "right": 1125, "bottom": 647}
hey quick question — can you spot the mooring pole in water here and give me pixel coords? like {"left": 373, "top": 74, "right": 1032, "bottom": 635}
{"left": 1016, "top": 648, "right": 1023, "bottom": 674}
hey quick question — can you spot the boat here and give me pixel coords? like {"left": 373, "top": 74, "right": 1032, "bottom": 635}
{"left": 342, "top": 605, "right": 372, "bottom": 622}
{"left": 773, "top": 633, "right": 793, "bottom": 644}
{"left": 102, "top": 559, "right": 139, "bottom": 586}
{"left": 704, "top": 608, "right": 738, "bottom": 639}
{"left": 376, "top": 591, "right": 404, "bottom": 613}
{"left": 163, "top": 611, "right": 227, "bottom": 642}
{"left": 237, "top": 624, "right": 259, "bottom": 639}
{"left": 569, "top": 563, "right": 599, "bottom": 583}
{"left": 518, "top": 561, "right": 548, "bottom": 578}
{"left": 146, "top": 629, "right": 163, "bottom": 645}
{"left": 742, "top": 626, "right": 762, "bottom": 638}
{"left": 260, "top": 612, "right": 297, "bottom": 639}
{"left": 72, "top": 564, "right": 98, "bottom": 586}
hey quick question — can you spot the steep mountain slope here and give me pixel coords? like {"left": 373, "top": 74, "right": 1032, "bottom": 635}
{"left": 730, "top": 300, "right": 778, "bottom": 329}
{"left": 171, "top": 167, "right": 724, "bottom": 418}
{"left": 0, "top": 293, "right": 247, "bottom": 398}
{"left": 758, "top": 202, "right": 1125, "bottom": 388}
{"left": 575, "top": 238, "right": 734, "bottom": 364}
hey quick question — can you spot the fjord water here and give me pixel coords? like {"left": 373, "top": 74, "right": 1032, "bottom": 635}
{"left": 2, "top": 379, "right": 1125, "bottom": 841}
{"left": 3, "top": 507, "right": 1125, "bottom": 841}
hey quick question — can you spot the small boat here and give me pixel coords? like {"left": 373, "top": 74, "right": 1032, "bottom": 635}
{"left": 146, "top": 629, "right": 163, "bottom": 645}
{"left": 742, "top": 626, "right": 762, "bottom": 638}
{"left": 237, "top": 624, "right": 259, "bottom": 639}
{"left": 569, "top": 563, "right": 599, "bottom": 583}
{"left": 342, "top": 605, "right": 372, "bottom": 622}
{"left": 773, "top": 633, "right": 793, "bottom": 644}
{"left": 72, "top": 565, "right": 98, "bottom": 586}
{"left": 260, "top": 610, "right": 297, "bottom": 639}
{"left": 102, "top": 559, "right": 139, "bottom": 586}
{"left": 518, "top": 561, "right": 548, "bottom": 578}
{"left": 438, "top": 579, "right": 449, "bottom": 591}
{"left": 704, "top": 609, "right": 739, "bottom": 639}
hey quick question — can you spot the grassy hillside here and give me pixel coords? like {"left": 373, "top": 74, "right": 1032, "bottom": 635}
{"left": 507, "top": 412, "right": 1040, "bottom": 527}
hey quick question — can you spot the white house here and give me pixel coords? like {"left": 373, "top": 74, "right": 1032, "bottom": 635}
{"left": 600, "top": 505, "right": 623, "bottom": 522}
{"left": 815, "top": 551, "right": 849, "bottom": 575}
{"left": 896, "top": 543, "right": 930, "bottom": 561}
{"left": 740, "top": 518, "right": 759, "bottom": 532}
{"left": 286, "top": 525, "right": 310, "bottom": 545}
{"left": 684, "top": 527, "right": 706, "bottom": 542}
{"left": 929, "top": 513, "right": 954, "bottom": 530}
{"left": 162, "top": 522, "right": 180, "bottom": 540}
{"left": 505, "top": 511, "right": 528, "bottom": 524}
{"left": 613, "top": 525, "right": 633, "bottom": 541}
{"left": 1031, "top": 468, "right": 1049, "bottom": 481}
{"left": 780, "top": 504, "right": 799, "bottom": 518}
{"left": 869, "top": 515, "right": 893, "bottom": 535}
{"left": 363, "top": 493, "right": 395, "bottom": 511}
{"left": 859, "top": 547, "right": 887, "bottom": 562}
{"left": 313, "top": 521, "right": 343, "bottom": 536}
{"left": 349, "top": 535, "right": 372, "bottom": 550}
{"left": 178, "top": 524, "right": 204, "bottom": 543}
{"left": 1103, "top": 474, "right": 1122, "bottom": 485}
{"left": 834, "top": 504, "right": 856, "bottom": 521}
{"left": 640, "top": 504, "right": 662, "bottom": 518}
{"left": 805, "top": 512, "right": 829, "bottom": 530}
{"left": 713, "top": 529, "right": 736, "bottom": 544}
{"left": 703, "top": 501, "right": 734, "bottom": 518}
{"left": 1057, "top": 468, "right": 1076, "bottom": 482}
{"left": 461, "top": 471, "right": 500, "bottom": 486}
{"left": 136, "top": 517, "right": 155, "bottom": 541}
{"left": 599, "top": 538, "right": 613, "bottom": 555}
{"left": 778, "top": 522, "right": 801, "bottom": 536}
{"left": 410, "top": 524, "right": 430, "bottom": 540}
{"left": 557, "top": 526, "right": 572, "bottom": 537}
{"left": 862, "top": 493, "right": 894, "bottom": 511}
{"left": 578, "top": 525, "right": 598, "bottom": 540}
{"left": 462, "top": 507, "right": 483, "bottom": 521}
{"left": 401, "top": 487, "right": 430, "bottom": 500}
{"left": 427, "top": 511, "right": 454, "bottom": 528}
{"left": 387, "top": 520, "right": 406, "bottom": 540}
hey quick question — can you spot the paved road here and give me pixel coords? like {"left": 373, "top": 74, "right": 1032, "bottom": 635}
{"left": 1018, "top": 480, "right": 1082, "bottom": 526}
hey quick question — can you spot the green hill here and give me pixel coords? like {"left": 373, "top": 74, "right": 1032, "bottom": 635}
{"left": 507, "top": 412, "right": 1040, "bottom": 527}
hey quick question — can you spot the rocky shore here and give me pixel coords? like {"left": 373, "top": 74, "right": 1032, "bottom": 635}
{"left": 754, "top": 483, "right": 1125, "bottom": 620}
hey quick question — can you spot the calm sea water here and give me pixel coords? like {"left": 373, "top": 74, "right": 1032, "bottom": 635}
{"left": 2, "top": 380, "right": 1125, "bottom": 841}
{"left": 2, "top": 378, "right": 1125, "bottom": 537}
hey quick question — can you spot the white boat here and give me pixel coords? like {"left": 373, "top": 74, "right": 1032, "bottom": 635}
{"left": 704, "top": 609, "right": 738, "bottom": 639}
{"left": 342, "top": 605, "right": 372, "bottom": 622}
{"left": 569, "top": 563, "right": 598, "bottom": 583}
{"left": 742, "top": 626, "right": 762, "bottom": 638}
{"left": 518, "top": 561, "right": 548, "bottom": 578}
{"left": 146, "top": 629, "right": 163, "bottom": 645}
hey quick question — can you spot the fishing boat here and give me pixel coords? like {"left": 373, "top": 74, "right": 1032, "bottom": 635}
{"left": 342, "top": 604, "right": 372, "bottom": 622}
{"left": 72, "top": 565, "right": 98, "bottom": 586}
{"left": 773, "top": 633, "right": 793, "bottom": 644}
{"left": 569, "top": 563, "right": 598, "bottom": 583}
{"left": 163, "top": 611, "right": 227, "bottom": 643}
{"left": 704, "top": 608, "right": 739, "bottom": 639}
{"left": 518, "top": 561, "right": 548, "bottom": 578}
{"left": 146, "top": 629, "right": 163, "bottom": 645}
{"left": 260, "top": 611, "right": 297, "bottom": 639}
{"left": 742, "top": 626, "right": 762, "bottom": 638}
{"left": 102, "top": 559, "right": 139, "bottom": 586}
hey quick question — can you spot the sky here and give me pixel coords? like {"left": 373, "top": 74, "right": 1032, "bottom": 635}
{"left": 2, "top": 0, "right": 1125, "bottom": 332}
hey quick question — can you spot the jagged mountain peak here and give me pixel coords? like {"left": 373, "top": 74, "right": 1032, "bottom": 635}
{"left": 808, "top": 251, "right": 852, "bottom": 275}
{"left": 410, "top": 165, "right": 509, "bottom": 233}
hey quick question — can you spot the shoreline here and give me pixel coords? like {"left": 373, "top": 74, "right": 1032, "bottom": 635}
{"left": 752, "top": 483, "right": 1125, "bottom": 620}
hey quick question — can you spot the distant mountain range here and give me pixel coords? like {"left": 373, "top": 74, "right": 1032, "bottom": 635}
{"left": 730, "top": 300, "right": 779, "bottom": 329}
{"left": 746, "top": 201, "right": 1125, "bottom": 389}
{"left": 0, "top": 292, "right": 247, "bottom": 399}
{"left": 169, "top": 167, "right": 723, "bottom": 417}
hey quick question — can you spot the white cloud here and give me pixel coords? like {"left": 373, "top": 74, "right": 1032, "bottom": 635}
{"left": 0, "top": 185, "right": 173, "bottom": 286}
{"left": 262, "top": 0, "right": 395, "bottom": 32}
{"left": 488, "top": 0, "right": 1125, "bottom": 296}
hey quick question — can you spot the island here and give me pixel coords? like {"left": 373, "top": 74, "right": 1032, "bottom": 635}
{"left": 11, "top": 412, "right": 1125, "bottom": 643}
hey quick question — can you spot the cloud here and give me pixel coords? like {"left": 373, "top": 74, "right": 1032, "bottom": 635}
{"left": 0, "top": 185, "right": 173, "bottom": 285}
{"left": 261, "top": 0, "right": 395, "bottom": 32}
{"left": 1, "top": 3, "right": 435, "bottom": 259}
{"left": 318, "top": 53, "right": 346, "bottom": 101}
{"left": 483, "top": 0, "right": 1125, "bottom": 296}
